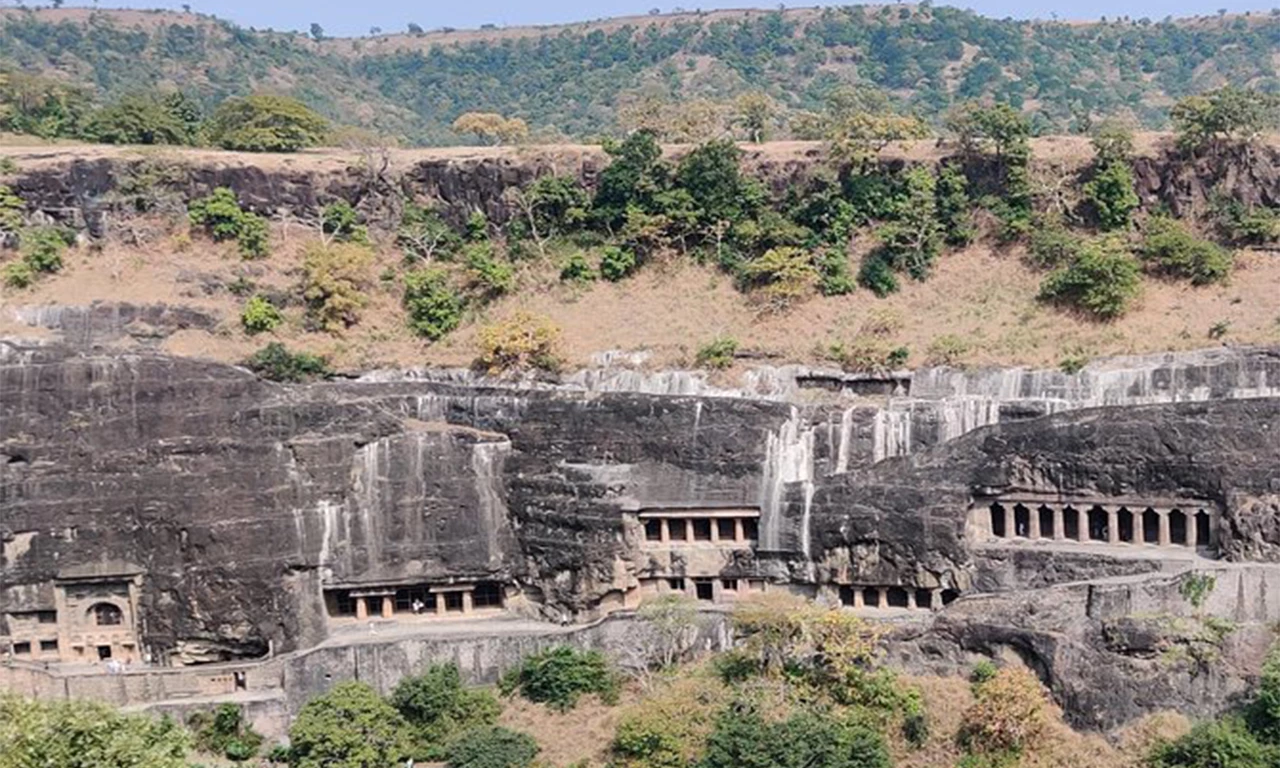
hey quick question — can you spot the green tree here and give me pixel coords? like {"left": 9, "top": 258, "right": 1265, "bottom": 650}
{"left": 1039, "top": 236, "right": 1142, "bottom": 319}
{"left": 675, "top": 139, "right": 763, "bottom": 233}
{"left": 874, "top": 166, "right": 943, "bottom": 280}
{"left": 735, "top": 91, "right": 774, "bottom": 143}
{"left": 593, "top": 130, "right": 669, "bottom": 229}
{"left": 288, "top": 682, "right": 409, "bottom": 768}
{"left": 1139, "top": 215, "right": 1233, "bottom": 285}
{"left": 1171, "top": 87, "right": 1278, "bottom": 154}
{"left": 500, "top": 646, "right": 620, "bottom": 712}
{"left": 445, "top": 726, "right": 539, "bottom": 768}
{"left": 1149, "top": 719, "right": 1277, "bottom": 768}
{"left": 0, "top": 695, "right": 190, "bottom": 768}
{"left": 398, "top": 203, "right": 462, "bottom": 261}
{"left": 1083, "top": 160, "right": 1139, "bottom": 231}
{"left": 699, "top": 707, "right": 890, "bottom": 768}
{"left": 243, "top": 343, "right": 331, "bottom": 383}
{"left": 85, "top": 93, "right": 189, "bottom": 146}
{"left": 207, "top": 94, "right": 329, "bottom": 152}
{"left": 403, "top": 268, "right": 465, "bottom": 341}
{"left": 391, "top": 663, "right": 501, "bottom": 758}
{"left": 301, "top": 243, "right": 373, "bottom": 332}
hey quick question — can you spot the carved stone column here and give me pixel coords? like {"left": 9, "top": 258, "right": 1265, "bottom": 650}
{"left": 1108, "top": 508, "right": 1120, "bottom": 545}
{"left": 1053, "top": 507, "right": 1065, "bottom": 541}
{"left": 1158, "top": 510, "right": 1171, "bottom": 547}
{"left": 1028, "top": 507, "right": 1041, "bottom": 540}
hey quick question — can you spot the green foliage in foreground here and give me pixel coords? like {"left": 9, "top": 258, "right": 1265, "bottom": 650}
{"left": 0, "top": 695, "right": 189, "bottom": 768}
{"left": 206, "top": 94, "right": 328, "bottom": 153}
{"left": 699, "top": 706, "right": 891, "bottom": 768}
{"left": 390, "top": 663, "right": 501, "bottom": 760}
{"left": 288, "top": 681, "right": 409, "bottom": 768}
{"left": 187, "top": 703, "right": 264, "bottom": 763}
{"left": 403, "top": 268, "right": 465, "bottom": 341}
{"left": 500, "top": 646, "right": 620, "bottom": 712}
{"left": 1139, "top": 215, "right": 1233, "bottom": 285}
{"left": 188, "top": 187, "right": 270, "bottom": 259}
{"left": 445, "top": 726, "right": 539, "bottom": 768}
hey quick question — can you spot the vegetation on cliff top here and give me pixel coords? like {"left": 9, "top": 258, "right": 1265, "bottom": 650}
{"left": 6, "top": 6, "right": 1280, "bottom": 144}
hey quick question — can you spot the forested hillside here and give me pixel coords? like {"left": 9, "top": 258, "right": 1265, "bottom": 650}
{"left": 5, "top": 5, "right": 1280, "bottom": 145}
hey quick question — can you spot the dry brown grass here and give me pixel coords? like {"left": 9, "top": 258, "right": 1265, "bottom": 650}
{"left": 3, "top": 214, "right": 1278, "bottom": 376}
{"left": 498, "top": 690, "right": 637, "bottom": 767}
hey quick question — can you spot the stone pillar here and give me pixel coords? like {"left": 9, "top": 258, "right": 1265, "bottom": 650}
{"left": 1158, "top": 511, "right": 1171, "bottom": 547}
{"left": 932, "top": 589, "right": 943, "bottom": 612}
{"left": 710, "top": 519, "right": 720, "bottom": 543}
{"left": 1188, "top": 516, "right": 1199, "bottom": 549}
{"left": 1053, "top": 508, "right": 1065, "bottom": 541}
{"left": 734, "top": 519, "right": 745, "bottom": 543}
{"left": 853, "top": 589, "right": 864, "bottom": 609}
{"left": 1028, "top": 508, "right": 1041, "bottom": 540}
{"left": 461, "top": 590, "right": 474, "bottom": 614}
{"left": 1003, "top": 506, "right": 1014, "bottom": 538}
{"left": 877, "top": 590, "right": 888, "bottom": 610}
{"left": 435, "top": 595, "right": 446, "bottom": 616}
{"left": 660, "top": 519, "right": 670, "bottom": 543}
{"left": 356, "top": 597, "right": 368, "bottom": 620}
{"left": 907, "top": 591, "right": 918, "bottom": 610}
{"left": 381, "top": 597, "right": 393, "bottom": 619}
{"left": 1108, "top": 508, "right": 1120, "bottom": 545}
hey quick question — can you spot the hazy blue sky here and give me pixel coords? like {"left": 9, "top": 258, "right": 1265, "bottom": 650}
{"left": 47, "top": 1, "right": 1280, "bottom": 36}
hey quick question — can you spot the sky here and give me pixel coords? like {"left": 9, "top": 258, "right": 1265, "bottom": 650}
{"left": 37, "top": 1, "right": 1280, "bottom": 36}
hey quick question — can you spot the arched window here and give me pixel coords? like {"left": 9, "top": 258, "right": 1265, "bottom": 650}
{"left": 92, "top": 603, "right": 123, "bottom": 627}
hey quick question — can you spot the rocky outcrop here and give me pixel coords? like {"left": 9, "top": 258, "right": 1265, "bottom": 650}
{"left": 5, "top": 340, "right": 1280, "bottom": 730}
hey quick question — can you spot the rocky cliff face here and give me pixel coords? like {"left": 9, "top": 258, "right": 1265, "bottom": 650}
{"left": 5, "top": 337, "right": 1280, "bottom": 727}
{"left": 11, "top": 141, "right": 1280, "bottom": 233}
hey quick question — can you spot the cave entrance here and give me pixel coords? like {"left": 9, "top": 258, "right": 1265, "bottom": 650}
{"left": 862, "top": 587, "right": 881, "bottom": 608}
{"left": 1013, "top": 505, "right": 1031, "bottom": 538}
{"left": 1062, "top": 507, "right": 1080, "bottom": 541}
{"left": 941, "top": 589, "right": 960, "bottom": 606}
{"left": 97, "top": 645, "right": 112, "bottom": 661}
{"left": 1169, "top": 510, "right": 1188, "bottom": 546}
{"left": 694, "top": 580, "right": 714, "bottom": 602}
{"left": 989, "top": 504, "right": 1006, "bottom": 538}
{"left": 1087, "top": 505, "right": 1109, "bottom": 542}
{"left": 839, "top": 586, "right": 857, "bottom": 607}
{"left": 1117, "top": 508, "right": 1135, "bottom": 543}
{"left": 1142, "top": 508, "right": 1160, "bottom": 544}
{"left": 915, "top": 589, "right": 934, "bottom": 610}
{"left": 1038, "top": 506, "right": 1055, "bottom": 539}
{"left": 1195, "top": 511, "right": 1213, "bottom": 548}
{"left": 886, "top": 587, "right": 910, "bottom": 609}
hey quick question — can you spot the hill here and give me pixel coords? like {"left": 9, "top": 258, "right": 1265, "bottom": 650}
{"left": 5, "top": 5, "right": 1280, "bottom": 144}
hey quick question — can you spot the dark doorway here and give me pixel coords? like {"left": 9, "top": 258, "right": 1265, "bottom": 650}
{"left": 694, "top": 580, "right": 714, "bottom": 601}
{"left": 1014, "top": 505, "right": 1031, "bottom": 537}
{"left": 1195, "top": 512, "right": 1213, "bottom": 548}
{"left": 1038, "top": 506, "right": 1055, "bottom": 538}
{"left": 97, "top": 645, "right": 112, "bottom": 660}
{"left": 886, "top": 587, "right": 910, "bottom": 608}
{"left": 862, "top": 587, "right": 881, "bottom": 608}
{"left": 1143, "top": 508, "right": 1160, "bottom": 544}
{"left": 1063, "top": 507, "right": 1080, "bottom": 541}
{"left": 1170, "top": 510, "right": 1188, "bottom": 546}
{"left": 989, "top": 504, "right": 1006, "bottom": 537}
{"left": 1118, "top": 508, "right": 1134, "bottom": 543}
{"left": 1087, "top": 506, "right": 1108, "bottom": 541}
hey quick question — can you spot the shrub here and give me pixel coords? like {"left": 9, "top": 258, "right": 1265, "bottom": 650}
{"left": 815, "top": 249, "right": 856, "bottom": 296}
{"left": 1171, "top": 87, "right": 1279, "bottom": 154}
{"left": 857, "top": 253, "right": 899, "bottom": 297}
{"left": 696, "top": 337, "right": 739, "bottom": 369}
{"left": 207, "top": 94, "right": 328, "bottom": 152}
{"left": 830, "top": 339, "right": 909, "bottom": 373}
{"left": 959, "top": 667, "right": 1049, "bottom": 756}
{"left": 1212, "top": 197, "right": 1280, "bottom": 245}
{"left": 1038, "top": 237, "right": 1142, "bottom": 319}
{"left": 926, "top": 334, "right": 969, "bottom": 366}
{"left": 188, "top": 188, "right": 270, "bottom": 259}
{"left": 399, "top": 203, "right": 462, "bottom": 261}
{"left": 1026, "top": 216, "right": 1083, "bottom": 270}
{"left": 600, "top": 245, "right": 638, "bottom": 281}
{"left": 3, "top": 260, "right": 34, "bottom": 288}
{"left": 0, "top": 695, "right": 190, "bottom": 768}
{"left": 243, "top": 343, "right": 331, "bottom": 383}
{"left": 322, "top": 200, "right": 368, "bottom": 244}
{"left": 445, "top": 726, "right": 538, "bottom": 768}
{"left": 1083, "top": 160, "right": 1140, "bottom": 231}
{"left": 391, "top": 663, "right": 501, "bottom": 758}
{"left": 500, "top": 646, "right": 619, "bottom": 711}
{"left": 712, "top": 649, "right": 761, "bottom": 684}
{"left": 936, "top": 162, "right": 975, "bottom": 246}
{"left": 464, "top": 243, "right": 515, "bottom": 298}
{"left": 699, "top": 707, "right": 891, "bottom": 768}
{"left": 289, "top": 681, "right": 409, "bottom": 768}
{"left": 1139, "top": 215, "right": 1233, "bottom": 285}
{"left": 1248, "top": 646, "right": 1280, "bottom": 744}
{"left": 18, "top": 225, "right": 74, "bottom": 273}
{"left": 1149, "top": 719, "right": 1277, "bottom": 768}
{"left": 241, "top": 295, "right": 283, "bottom": 335}
{"left": 475, "top": 312, "right": 561, "bottom": 374}
{"left": 559, "top": 251, "right": 596, "bottom": 283}
{"left": 740, "top": 246, "right": 818, "bottom": 310}
{"left": 84, "top": 92, "right": 190, "bottom": 146}
{"left": 0, "top": 184, "right": 25, "bottom": 235}
{"left": 970, "top": 660, "right": 999, "bottom": 687}
{"left": 188, "top": 703, "right": 263, "bottom": 762}
{"left": 302, "top": 243, "right": 373, "bottom": 332}
{"left": 403, "top": 268, "right": 465, "bottom": 341}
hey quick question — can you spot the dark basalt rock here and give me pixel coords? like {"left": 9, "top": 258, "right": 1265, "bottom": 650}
{"left": 5, "top": 342, "right": 1280, "bottom": 731}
